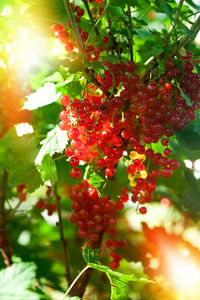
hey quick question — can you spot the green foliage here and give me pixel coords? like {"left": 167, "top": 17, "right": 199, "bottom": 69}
{"left": 83, "top": 246, "right": 99, "bottom": 264}
{"left": 0, "top": 129, "right": 42, "bottom": 192}
{"left": 176, "top": 125, "right": 200, "bottom": 151}
{"left": 35, "top": 125, "right": 68, "bottom": 165}
{"left": 82, "top": 247, "right": 150, "bottom": 300}
{"left": 37, "top": 154, "right": 58, "bottom": 185}
{"left": 0, "top": 262, "right": 40, "bottom": 300}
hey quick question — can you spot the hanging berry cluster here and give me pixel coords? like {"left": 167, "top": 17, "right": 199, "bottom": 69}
{"left": 50, "top": 0, "right": 200, "bottom": 269}
{"left": 70, "top": 180, "right": 127, "bottom": 269}
{"left": 36, "top": 186, "right": 57, "bottom": 216}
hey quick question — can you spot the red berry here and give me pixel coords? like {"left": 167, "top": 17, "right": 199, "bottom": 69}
{"left": 70, "top": 168, "right": 82, "bottom": 179}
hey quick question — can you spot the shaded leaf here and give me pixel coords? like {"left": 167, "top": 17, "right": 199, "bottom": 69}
{"left": 176, "top": 125, "right": 200, "bottom": 150}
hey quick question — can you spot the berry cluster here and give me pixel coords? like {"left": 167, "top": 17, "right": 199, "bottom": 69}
{"left": 17, "top": 184, "right": 27, "bottom": 202}
{"left": 70, "top": 180, "right": 127, "bottom": 268}
{"left": 51, "top": 2, "right": 199, "bottom": 269}
{"left": 36, "top": 186, "right": 56, "bottom": 216}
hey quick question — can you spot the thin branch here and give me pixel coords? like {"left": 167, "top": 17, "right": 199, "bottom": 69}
{"left": 53, "top": 185, "right": 72, "bottom": 285}
{"left": 127, "top": 6, "right": 133, "bottom": 61}
{"left": 0, "top": 169, "right": 8, "bottom": 218}
{"left": 63, "top": 265, "right": 90, "bottom": 299}
{"left": 69, "top": 232, "right": 104, "bottom": 298}
{"left": 85, "top": 1, "right": 110, "bottom": 47}
{"left": 63, "top": 0, "right": 86, "bottom": 61}
{"left": 0, "top": 169, "right": 12, "bottom": 267}
{"left": 170, "top": 15, "right": 200, "bottom": 57}
{"left": 164, "top": 0, "right": 184, "bottom": 47}
{"left": 5, "top": 201, "right": 22, "bottom": 223}
{"left": 82, "top": 0, "right": 99, "bottom": 36}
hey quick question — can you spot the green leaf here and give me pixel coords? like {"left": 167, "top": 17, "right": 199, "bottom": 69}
{"left": 23, "top": 83, "right": 61, "bottom": 110}
{"left": 42, "top": 71, "right": 64, "bottom": 84}
{"left": 110, "top": 0, "right": 137, "bottom": 7}
{"left": 0, "top": 129, "right": 42, "bottom": 192}
{"left": 194, "top": 62, "right": 200, "bottom": 77}
{"left": 82, "top": 246, "right": 99, "bottom": 264}
{"left": 88, "top": 263, "right": 151, "bottom": 300}
{"left": 35, "top": 125, "right": 69, "bottom": 165}
{"left": 37, "top": 154, "right": 58, "bottom": 185}
{"left": 0, "top": 262, "right": 40, "bottom": 300}
{"left": 176, "top": 125, "right": 200, "bottom": 151}
{"left": 90, "top": 171, "right": 105, "bottom": 189}
{"left": 185, "top": 0, "right": 200, "bottom": 9}
{"left": 160, "top": 0, "right": 174, "bottom": 20}
{"left": 179, "top": 87, "right": 192, "bottom": 106}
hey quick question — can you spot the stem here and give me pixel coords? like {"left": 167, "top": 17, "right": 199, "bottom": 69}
{"left": 0, "top": 169, "right": 8, "bottom": 218}
{"left": 63, "top": 0, "right": 86, "bottom": 61}
{"left": 127, "top": 6, "right": 133, "bottom": 61}
{"left": 53, "top": 185, "right": 72, "bottom": 285}
{"left": 164, "top": 0, "right": 184, "bottom": 47}
{"left": 85, "top": 1, "right": 110, "bottom": 47}
{"left": 0, "top": 169, "right": 12, "bottom": 267}
{"left": 82, "top": 0, "right": 99, "bottom": 36}
{"left": 170, "top": 15, "right": 200, "bottom": 57}
{"left": 5, "top": 201, "right": 22, "bottom": 222}
{"left": 63, "top": 265, "right": 90, "bottom": 299}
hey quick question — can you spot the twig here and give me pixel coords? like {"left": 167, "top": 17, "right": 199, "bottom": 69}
{"left": 127, "top": 6, "right": 133, "bottom": 61}
{"left": 164, "top": 0, "right": 184, "bottom": 47}
{"left": 82, "top": 0, "right": 99, "bottom": 36}
{"left": 63, "top": 265, "right": 90, "bottom": 299}
{"left": 0, "top": 169, "right": 8, "bottom": 218}
{"left": 63, "top": 0, "right": 86, "bottom": 62}
{"left": 69, "top": 233, "right": 104, "bottom": 297}
{"left": 53, "top": 184, "right": 72, "bottom": 285}
{"left": 85, "top": 1, "right": 110, "bottom": 48}
{"left": 170, "top": 15, "right": 200, "bottom": 57}
{"left": 5, "top": 201, "right": 22, "bottom": 222}
{"left": 0, "top": 169, "right": 12, "bottom": 267}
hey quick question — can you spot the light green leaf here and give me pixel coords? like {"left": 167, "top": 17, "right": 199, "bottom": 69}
{"left": 82, "top": 246, "right": 99, "bottom": 264}
{"left": 37, "top": 154, "right": 58, "bottom": 185}
{"left": 35, "top": 126, "right": 68, "bottom": 165}
{"left": 42, "top": 71, "right": 64, "bottom": 84}
{"left": 0, "top": 262, "right": 40, "bottom": 300}
{"left": 90, "top": 171, "right": 105, "bottom": 189}
{"left": 88, "top": 262, "right": 151, "bottom": 300}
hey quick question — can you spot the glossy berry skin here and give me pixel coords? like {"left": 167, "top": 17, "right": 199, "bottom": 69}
{"left": 70, "top": 168, "right": 82, "bottom": 179}
{"left": 69, "top": 156, "right": 79, "bottom": 167}
{"left": 105, "top": 166, "right": 116, "bottom": 177}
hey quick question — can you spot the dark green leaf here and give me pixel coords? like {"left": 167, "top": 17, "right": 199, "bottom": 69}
{"left": 185, "top": 0, "right": 200, "bottom": 9}
{"left": 82, "top": 246, "right": 99, "bottom": 264}
{"left": 0, "top": 262, "right": 40, "bottom": 300}
{"left": 179, "top": 87, "right": 192, "bottom": 106}
{"left": 194, "top": 62, "right": 200, "bottom": 77}
{"left": 110, "top": 0, "right": 137, "bottom": 7}
{"left": 176, "top": 125, "right": 200, "bottom": 150}
{"left": 160, "top": 0, "right": 174, "bottom": 20}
